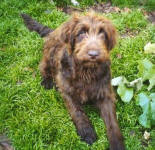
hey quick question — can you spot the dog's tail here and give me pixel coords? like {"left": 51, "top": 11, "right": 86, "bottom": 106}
{"left": 21, "top": 13, "right": 53, "bottom": 37}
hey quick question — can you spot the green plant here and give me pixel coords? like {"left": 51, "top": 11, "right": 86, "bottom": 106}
{"left": 112, "top": 59, "right": 155, "bottom": 128}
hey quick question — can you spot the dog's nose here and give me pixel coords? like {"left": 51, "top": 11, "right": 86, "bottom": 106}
{"left": 88, "top": 50, "right": 99, "bottom": 57}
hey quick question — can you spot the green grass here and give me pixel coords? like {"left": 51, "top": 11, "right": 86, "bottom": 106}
{"left": 0, "top": 0, "right": 155, "bottom": 150}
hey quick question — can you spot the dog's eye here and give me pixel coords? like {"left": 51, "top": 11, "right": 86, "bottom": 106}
{"left": 99, "top": 28, "right": 108, "bottom": 40}
{"left": 76, "top": 29, "right": 88, "bottom": 42}
{"left": 98, "top": 28, "right": 105, "bottom": 35}
{"left": 79, "top": 30, "right": 86, "bottom": 35}
{"left": 77, "top": 28, "right": 88, "bottom": 37}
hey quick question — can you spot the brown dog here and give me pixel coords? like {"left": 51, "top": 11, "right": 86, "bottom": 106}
{"left": 21, "top": 12, "right": 125, "bottom": 150}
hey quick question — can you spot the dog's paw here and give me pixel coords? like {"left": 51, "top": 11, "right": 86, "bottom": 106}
{"left": 77, "top": 126, "right": 97, "bottom": 145}
{"left": 41, "top": 78, "right": 53, "bottom": 89}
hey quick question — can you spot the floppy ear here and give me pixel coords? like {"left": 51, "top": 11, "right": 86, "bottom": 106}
{"left": 60, "top": 21, "right": 72, "bottom": 43}
{"left": 104, "top": 22, "right": 117, "bottom": 51}
{"left": 61, "top": 49, "right": 75, "bottom": 79}
{"left": 60, "top": 16, "right": 79, "bottom": 51}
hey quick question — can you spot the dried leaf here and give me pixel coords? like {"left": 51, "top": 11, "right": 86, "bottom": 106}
{"left": 62, "top": 6, "right": 82, "bottom": 15}
{"left": 116, "top": 53, "right": 122, "bottom": 59}
{"left": 147, "top": 11, "right": 155, "bottom": 24}
{"left": 144, "top": 42, "right": 155, "bottom": 54}
{"left": 111, "top": 76, "right": 128, "bottom": 86}
{"left": 122, "top": 7, "right": 131, "bottom": 13}
{"left": 23, "top": 67, "right": 33, "bottom": 72}
{"left": 128, "top": 78, "right": 143, "bottom": 91}
{"left": 143, "top": 131, "right": 150, "bottom": 140}
{"left": 113, "top": 7, "right": 121, "bottom": 13}
{"left": 112, "top": 76, "right": 143, "bottom": 91}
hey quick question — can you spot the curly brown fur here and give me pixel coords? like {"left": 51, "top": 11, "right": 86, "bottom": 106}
{"left": 22, "top": 12, "right": 125, "bottom": 149}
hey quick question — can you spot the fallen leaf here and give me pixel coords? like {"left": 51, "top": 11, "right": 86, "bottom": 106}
{"left": 112, "top": 76, "right": 143, "bottom": 91}
{"left": 122, "top": 7, "right": 131, "bottom": 13}
{"left": 61, "top": 2, "right": 123, "bottom": 15}
{"left": 144, "top": 42, "right": 155, "bottom": 54}
{"left": 142, "top": 10, "right": 149, "bottom": 16}
{"left": 111, "top": 76, "right": 128, "bottom": 86}
{"left": 121, "top": 28, "right": 138, "bottom": 38}
{"left": 144, "top": 131, "right": 150, "bottom": 140}
{"left": 88, "top": 2, "right": 121, "bottom": 14}
{"left": 128, "top": 78, "right": 143, "bottom": 91}
{"left": 62, "top": 6, "right": 82, "bottom": 15}
{"left": 113, "top": 7, "right": 121, "bottom": 13}
{"left": 23, "top": 67, "right": 33, "bottom": 72}
{"left": 116, "top": 53, "right": 122, "bottom": 59}
{"left": 147, "top": 11, "right": 155, "bottom": 24}
{"left": 143, "top": 10, "right": 155, "bottom": 24}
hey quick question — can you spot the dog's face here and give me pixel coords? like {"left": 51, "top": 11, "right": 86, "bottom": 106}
{"left": 61, "top": 12, "right": 117, "bottom": 66}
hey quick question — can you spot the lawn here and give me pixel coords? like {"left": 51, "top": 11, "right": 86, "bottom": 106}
{"left": 0, "top": 0, "right": 155, "bottom": 150}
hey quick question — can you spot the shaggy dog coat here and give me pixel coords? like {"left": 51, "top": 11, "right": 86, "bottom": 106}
{"left": 21, "top": 12, "right": 125, "bottom": 150}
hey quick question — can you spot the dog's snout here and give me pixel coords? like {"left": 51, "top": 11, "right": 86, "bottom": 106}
{"left": 88, "top": 50, "right": 99, "bottom": 57}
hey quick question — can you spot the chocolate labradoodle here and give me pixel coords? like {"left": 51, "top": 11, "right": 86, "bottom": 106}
{"left": 21, "top": 12, "right": 125, "bottom": 150}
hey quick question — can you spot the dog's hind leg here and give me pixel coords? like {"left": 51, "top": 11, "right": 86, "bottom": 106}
{"left": 21, "top": 13, "right": 55, "bottom": 89}
{"left": 63, "top": 93, "right": 97, "bottom": 145}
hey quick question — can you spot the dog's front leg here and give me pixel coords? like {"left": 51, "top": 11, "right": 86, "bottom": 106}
{"left": 39, "top": 57, "right": 54, "bottom": 89}
{"left": 63, "top": 93, "right": 97, "bottom": 145}
{"left": 97, "top": 98, "right": 125, "bottom": 150}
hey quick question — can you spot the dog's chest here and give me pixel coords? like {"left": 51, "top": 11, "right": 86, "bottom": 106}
{"left": 73, "top": 70, "right": 110, "bottom": 103}
{"left": 75, "top": 81, "right": 105, "bottom": 103}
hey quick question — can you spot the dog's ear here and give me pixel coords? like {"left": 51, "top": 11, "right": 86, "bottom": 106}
{"left": 61, "top": 50, "right": 75, "bottom": 79}
{"left": 104, "top": 22, "right": 117, "bottom": 51}
{"left": 60, "top": 21, "right": 72, "bottom": 43}
{"left": 60, "top": 15, "right": 79, "bottom": 50}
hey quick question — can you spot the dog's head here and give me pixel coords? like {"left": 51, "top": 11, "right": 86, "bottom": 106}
{"left": 61, "top": 11, "right": 117, "bottom": 67}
